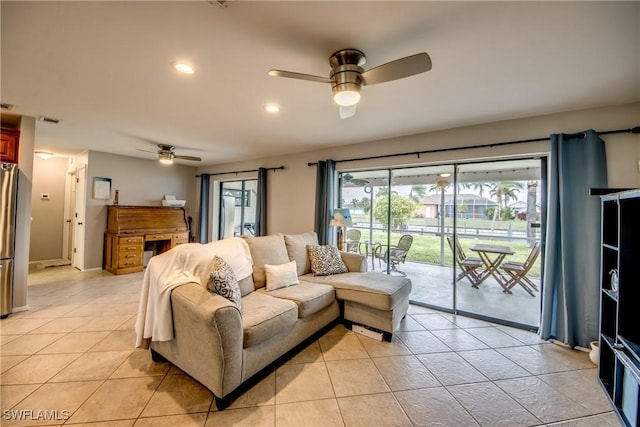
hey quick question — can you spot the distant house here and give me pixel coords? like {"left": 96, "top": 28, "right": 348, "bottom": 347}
{"left": 416, "top": 193, "right": 497, "bottom": 219}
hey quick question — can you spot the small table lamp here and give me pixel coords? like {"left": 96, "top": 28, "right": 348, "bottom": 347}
{"left": 330, "top": 208, "right": 352, "bottom": 251}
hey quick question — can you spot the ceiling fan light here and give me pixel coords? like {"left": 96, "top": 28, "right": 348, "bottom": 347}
{"left": 334, "top": 90, "right": 360, "bottom": 106}
{"left": 333, "top": 89, "right": 360, "bottom": 107}
{"left": 158, "top": 152, "right": 173, "bottom": 164}
{"left": 35, "top": 151, "right": 54, "bottom": 160}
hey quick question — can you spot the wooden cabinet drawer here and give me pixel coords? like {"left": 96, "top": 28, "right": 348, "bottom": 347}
{"left": 146, "top": 233, "right": 173, "bottom": 241}
{"left": 118, "top": 257, "right": 142, "bottom": 269}
{"left": 118, "top": 251, "right": 141, "bottom": 263}
{"left": 118, "top": 236, "right": 143, "bottom": 245}
{"left": 172, "top": 232, "right": 189, "bottom": 246}
{"left": 118, "top": 243, "right": 143, "bottom": 253}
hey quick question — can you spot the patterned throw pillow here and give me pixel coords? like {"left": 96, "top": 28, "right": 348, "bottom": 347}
{"left": 206, "top": 256, "right": 242, "bottom": 309}
{"left": 307, "top": 245, "right": 348, "bottom": 276}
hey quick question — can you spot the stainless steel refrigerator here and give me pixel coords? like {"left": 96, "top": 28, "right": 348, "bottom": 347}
{"left": 1, "top": 162, "right": 18, "bottom": 318}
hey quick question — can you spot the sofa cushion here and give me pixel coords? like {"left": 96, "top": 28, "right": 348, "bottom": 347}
{"left": 307, "top": 245, "right": 348, "bottom": 276}
{"left": 242, "top": 234, "right": 290, "bottom": 289}
{"left": 301, "top": 272, "right": 411, "bottom": 311}
{"left": 264, "top": 282, "right": 335, "bottom": 318}
{"left": 265, "top": 260, "right": 299, "bottom": 291}
{"left": 206, "top": 256, "right": 242, "bottom": 309}
{"left": 241, "top": 292, "right": 298, "bottom": 348}
{"left": 284, "top": 232, "right": 319, "bottom": 276}
{"left": 238, "top": 275, "right": 255, "bottom": 297}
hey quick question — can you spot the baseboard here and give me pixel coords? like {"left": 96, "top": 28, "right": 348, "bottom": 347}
{"left": 11, "top": 305, "right": 29, "bottom": 313}
{"left": 351, "top": 323, "right": 384, "bottom": 341}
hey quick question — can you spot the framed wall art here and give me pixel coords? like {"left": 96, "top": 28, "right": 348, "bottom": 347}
{"left": 93, "top": 177, "right": 112, "bottom": 200}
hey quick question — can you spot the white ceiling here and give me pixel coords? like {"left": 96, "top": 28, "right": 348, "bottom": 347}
{"left": 2, "top": 1, "right": 639, "bottom": 166}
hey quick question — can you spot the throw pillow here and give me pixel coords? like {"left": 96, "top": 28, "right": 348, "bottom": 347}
{"left": 307, "top": 245, "right": 348, "bottom": 276}
{"left": 206, "top": 256, "right": 242, "bottom": 309}
{"left": 284, "top": 232, "right": 319, "bottom": 276}
{"left": 264, "top": 260, "right": 299, "bottom": 291}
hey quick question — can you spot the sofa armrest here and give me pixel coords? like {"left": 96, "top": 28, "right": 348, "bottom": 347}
{"left": 150, "top": 282, "right": 243, "bottom": 399}
{"left": 340, "top": 251, "right": 367, "bottom": 272}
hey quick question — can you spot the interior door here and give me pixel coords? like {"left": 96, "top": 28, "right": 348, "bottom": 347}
{"left": 62, "top": 170, "right": 76, "bottom": 262}
{"left": 72, "top": 166, "right": 86, "bottom": 270}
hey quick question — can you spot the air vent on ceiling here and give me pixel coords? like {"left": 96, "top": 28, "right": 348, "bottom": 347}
{"left": 38, "top": 116, "right": 61, "bottom": 124}
{"left": 0, "top": 103, "right": 14, "bottom": 111}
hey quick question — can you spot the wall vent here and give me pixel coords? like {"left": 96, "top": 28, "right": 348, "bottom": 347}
{"left": 0, "top": 103, "right": 14, "bottom": 111}
{"left": 38, "top": 116, "right": 61, "bottom": 124}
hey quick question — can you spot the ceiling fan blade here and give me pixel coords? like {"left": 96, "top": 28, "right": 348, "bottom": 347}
{"left": 339, "top": 105, "right": 357, "bottom": 119}
{"left": 173, "top": 155, "right": 202, "bottom": 162}
{"left": 136, "top": 148, "right": 157, "bottom": 154}
{"left": 268, "top": 69, "right": 331, "bottom": 84}
{"left": 361, "top": 52, "right": 432, "bottom": 86}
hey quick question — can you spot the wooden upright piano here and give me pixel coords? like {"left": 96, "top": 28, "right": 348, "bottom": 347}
{"left": 104, "top": 205, "right": 189, "bottom": 275}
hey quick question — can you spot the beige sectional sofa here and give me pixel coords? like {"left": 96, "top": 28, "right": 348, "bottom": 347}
{"left": 148, "top": 231, "right": 411, "bottom": 409}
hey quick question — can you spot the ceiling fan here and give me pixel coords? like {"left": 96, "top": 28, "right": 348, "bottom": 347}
{"left": 137, "top": 144, "right": 202, "bottom": 164}
{"left": 269, "top": 49, "right": 432, "bottom": 119}
{"left": 342, "top": 173, "right": 370, "bottom": 187}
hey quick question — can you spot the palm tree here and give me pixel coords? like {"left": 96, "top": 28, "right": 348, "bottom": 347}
{"left": 489, "top": 181, "right": 524, "bottom": 221}
{"left": 500, "top": 182, "right": 524, "bottom": 212}
{"left": 408, "top": 184, "right": 427, "bottom": 202}
{"left": 462, "top": 182, "right": 491, "bottom": 198}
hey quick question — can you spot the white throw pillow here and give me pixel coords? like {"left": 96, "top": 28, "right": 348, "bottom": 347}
{"left": 265, "top": 260, "right": 299, "bottom": 291}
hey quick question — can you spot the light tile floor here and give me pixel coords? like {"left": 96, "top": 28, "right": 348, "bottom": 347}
{"left": 0, "top": 266, "right": 620, "bottom": 426}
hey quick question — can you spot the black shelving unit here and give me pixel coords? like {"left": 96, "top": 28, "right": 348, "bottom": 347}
{"left": 599, "top": 190, "right": 640, "bottom": 427}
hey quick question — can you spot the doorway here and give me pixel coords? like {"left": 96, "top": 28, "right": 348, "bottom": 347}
{"left": 72, "top": 166, "right": 86, "bottom": 270}
{"left": 62, "top": 170, "right": 76, "bottom": 263}
{"left": 218, "top": 179, "right": 258, "bottom": 239}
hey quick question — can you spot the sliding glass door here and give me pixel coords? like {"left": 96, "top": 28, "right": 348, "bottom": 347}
{"left": 454, "top": 159, "right": 543, "bottom": 328}
{"left": 339, "top": 157, "right": 544, "bottom": 329}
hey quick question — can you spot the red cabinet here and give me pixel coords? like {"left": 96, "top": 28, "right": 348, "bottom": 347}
{"left": 0, "top": 128, "right": 20, "bottom": 164}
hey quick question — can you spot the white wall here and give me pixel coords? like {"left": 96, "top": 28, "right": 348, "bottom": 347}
{"left": 83, "top": 151, "right": 198, "bottom": 269}
{"left": 29, "top": 155, "right": 67, "bottom": 261}
{"left": 197, "top": 102, "right": 640, "bottom": 237}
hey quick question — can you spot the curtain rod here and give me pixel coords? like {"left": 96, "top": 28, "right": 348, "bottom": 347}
{"left": 307, "top": 126, "right": 639, "bottom": 166}
{"left": 196, "top": 166, "right": 284, "bottom": 178}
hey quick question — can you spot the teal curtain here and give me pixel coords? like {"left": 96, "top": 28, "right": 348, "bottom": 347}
{"left": 198, "top": 174, "right": 210, "bottom": 243}
{"left": 539, "top": 130, "right": 607, "bottom": 348}
{"left": 255, "top": 167, "right": 267, "bottom": 236}
{"left": 314, "top": 160, "right": 336, "bottom": 245}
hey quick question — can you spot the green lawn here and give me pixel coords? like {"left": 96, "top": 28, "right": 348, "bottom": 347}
{"left": 352, "top": 214, "right": 530, "bottom": 231}
{"left": 357, "top": 230, "right": 541, "bottom": 278}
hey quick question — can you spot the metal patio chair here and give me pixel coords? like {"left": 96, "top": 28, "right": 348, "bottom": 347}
{"left": 346, "top": 229, "right": 362, "bottom": 253}
{"left": 375, "top": 234, "right": 413, "bottom": 276}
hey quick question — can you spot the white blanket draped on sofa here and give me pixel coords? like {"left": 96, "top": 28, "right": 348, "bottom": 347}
{"left": 135, "top": 238, "right": 253, "bottom": 348}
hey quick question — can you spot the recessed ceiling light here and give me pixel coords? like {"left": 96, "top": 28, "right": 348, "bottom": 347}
{"left": 171, "top": 61, "right": 195, "bottom": 75}
{"left": 264, "top": 104, "right": 280, "bottom": 113}
{"left": 439, "top": 173, "right": 452, "bottom": 177}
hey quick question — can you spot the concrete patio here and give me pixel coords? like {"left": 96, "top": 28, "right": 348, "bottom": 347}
{"left": 369, "top": 260, "right": 541, "bottom": 329}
